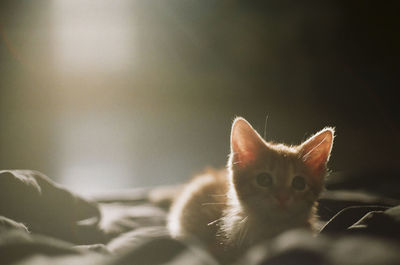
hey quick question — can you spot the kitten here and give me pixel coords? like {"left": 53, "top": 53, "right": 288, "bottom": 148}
{"left": 168, "top": 117, "right": 334, "bottom": 262}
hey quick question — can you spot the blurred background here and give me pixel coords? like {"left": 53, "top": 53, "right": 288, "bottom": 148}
{"left": 0, "top": 1, "right": 399, "bottom": 195}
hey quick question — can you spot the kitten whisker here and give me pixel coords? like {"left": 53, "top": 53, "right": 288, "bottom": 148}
{"left": 209, "top": 194, "right": 228, "bottom": 197}
{"left": 263, "top": 115, "right": 269, "bottom": 140}
{"left": 237, "top": 216, "right": 249, "bottom": 247}
{"left": 239, "top": 216, "right": 248, "bottom": 224}
{"left": 320, "top": 205, "right": 335, "bottom": 214}
{"left": 208, "top": 217, "right": 224, "bottom": 226}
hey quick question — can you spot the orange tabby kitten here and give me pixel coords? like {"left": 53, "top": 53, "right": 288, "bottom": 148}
{"left": 168, "top": 117, "right": 334, "bottom": 262}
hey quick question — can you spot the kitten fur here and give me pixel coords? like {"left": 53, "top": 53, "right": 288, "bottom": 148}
{"left": 168, "top": 117, "right": 334, "bottom": 262}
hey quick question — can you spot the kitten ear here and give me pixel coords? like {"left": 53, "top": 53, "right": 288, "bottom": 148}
{"left": 230, "top": 117, "right": 266, "bottom": 169}
{"left": 300, "top": 128, "right": 334, "bottom": 177}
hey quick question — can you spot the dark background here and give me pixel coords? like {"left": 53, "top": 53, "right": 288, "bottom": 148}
{"left": 0, "top": 1, "right": 399, "bottom": 195}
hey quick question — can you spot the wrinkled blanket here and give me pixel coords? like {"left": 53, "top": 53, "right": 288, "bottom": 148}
{"left": 1, "top": 169, "right": 400, "bottom": 265}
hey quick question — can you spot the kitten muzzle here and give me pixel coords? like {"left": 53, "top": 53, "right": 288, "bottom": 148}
{"left": 275, "top": 192, "right": 291, "bottom": 208}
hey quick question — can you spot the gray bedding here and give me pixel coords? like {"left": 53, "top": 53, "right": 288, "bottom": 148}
{"left": 1, "top": 169, "right": 400, "bottom": 265}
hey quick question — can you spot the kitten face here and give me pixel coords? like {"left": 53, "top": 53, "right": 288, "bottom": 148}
{"left": 229, "top": 118, "right": 334, "bottom": 220}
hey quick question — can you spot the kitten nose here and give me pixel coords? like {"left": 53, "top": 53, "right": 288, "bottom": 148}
{"left": 275, "top": 192, "right": 290, "bottom": 208}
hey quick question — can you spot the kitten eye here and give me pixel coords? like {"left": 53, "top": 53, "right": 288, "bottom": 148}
{"left": 292, "top": 176, "right": 306, "bottom": 191}
{"left": 256, "top": 172, "right": 273, "bottom": 188}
